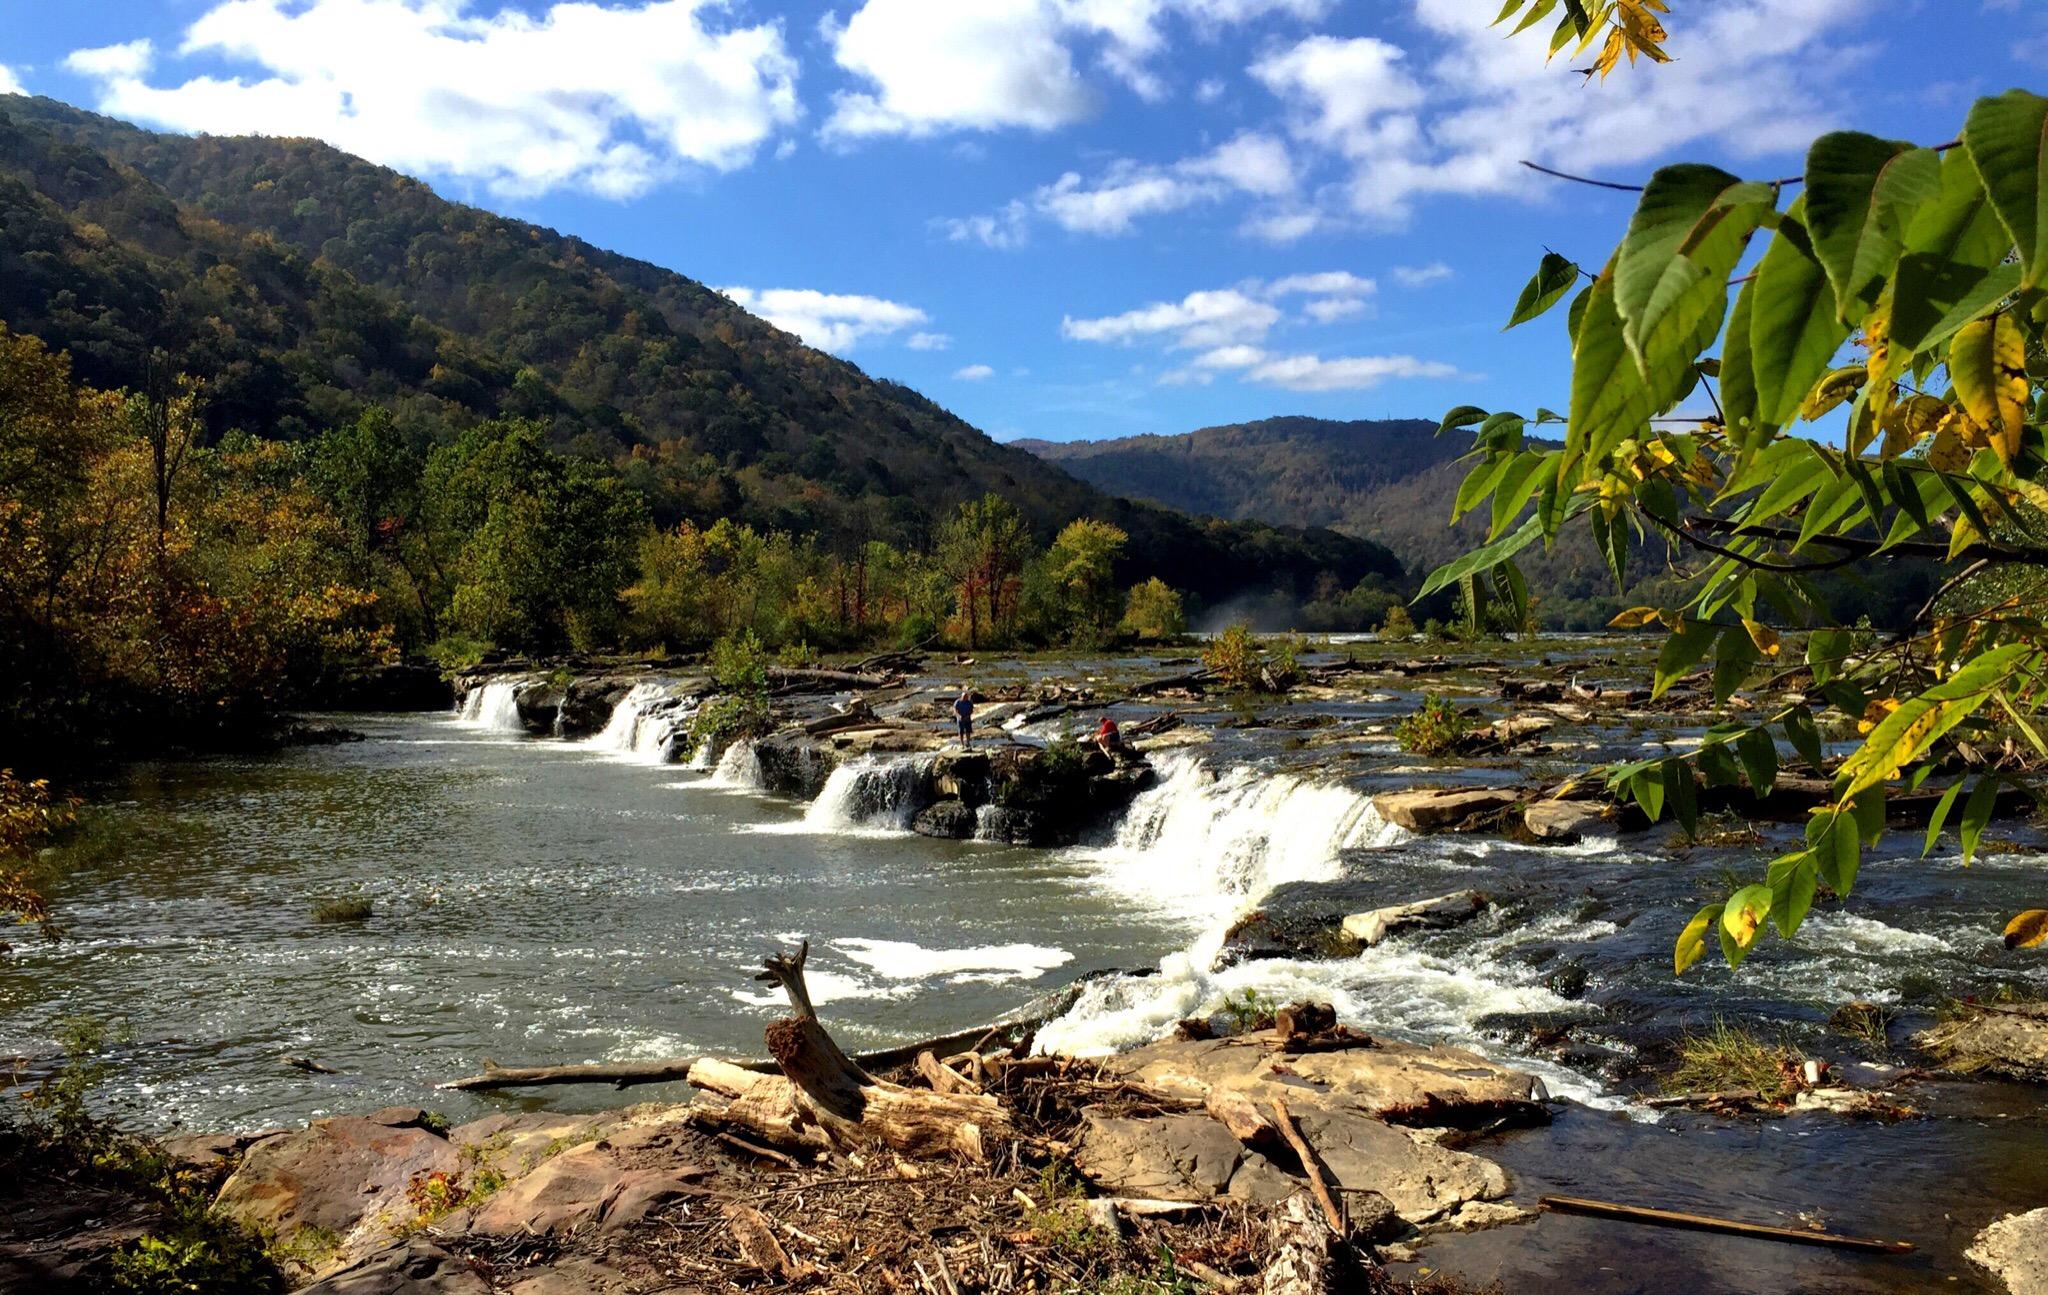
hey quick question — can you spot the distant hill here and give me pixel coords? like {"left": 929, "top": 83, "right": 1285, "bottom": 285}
{"left": 0, "top": 96, "right": 1400, "bottom": 606}
{"left": 1020, "top": 416, "right": 1685, "bottom": 628}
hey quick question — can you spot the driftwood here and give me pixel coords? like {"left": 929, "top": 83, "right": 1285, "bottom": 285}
{"left": 1261, "top": 1194, "right": 1336, "bottom": 1295}
{"left": 1538, "top": 1195, "right": 1915, "bottom": 1254}
{"left": 1269, "top": 1098, "right": 1345, "bottom": 1237}
{"left": 768, "top": 667, "right": 900, "bottom": 694}
{"left": 440, "top": 1016, "right": 1042, "bottom": 1092}
{"left": 684, "top": 941, "right": 1014, "bottom": 1161}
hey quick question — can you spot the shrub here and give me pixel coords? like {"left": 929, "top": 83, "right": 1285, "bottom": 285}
{"left": 1216, "top": 987, "right": 1277, "bottom": 1035}
{"left": 1395, "top": 694, "right": 1469, "bottom": 757}
{"left": 1203, "top": 622, "right": 1283, "bottom": 693}
{"left": 691, "top": 630, "right": 773, "bottom": 753}
{"left": 1379, "top": 605, "right": 1417, "bottom": 639}
{"left": 1023, "top": 1163, "right": 1114, "bottom": 1258}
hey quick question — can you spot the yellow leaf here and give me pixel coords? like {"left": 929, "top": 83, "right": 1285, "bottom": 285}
{"left": 1856, "top": 696, "right": 1899, "bottom": 735}
{"left": 1593, "top": 26, "right": 1625, "bottom": 77}
{"left": 1609, "top": 606, "right": 1660, "bottom": 629}
{"left": 1675, "top": 905, "right": 1717, "bottom": 975}
{"left": 2006, "top": 909, "right": 2048, "bottom": 950}
{"left": 1881, "top": 394, "right": 1946, "bottom": 460}
{"left": 1949, "top": 508, "right": 1984, "bottom": 562}
{"left": 1742, "top": 618, "right": 1781, "bottom": 656}
{"left": 1801, "top": 365, "right": 1866, "bottom": 421}
{"left": 1951, "top": 314, "right": 2029, "bottom": 465}
{"left": 1721, "top": 890, "right": 1768, "bottom": 946}
{"left": 1927, "top": 420, "right": 1972, "bottom": 472}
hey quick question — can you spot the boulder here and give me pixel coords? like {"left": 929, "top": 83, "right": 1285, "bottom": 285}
{"left": 911, "top": 800, "right": 977, "bottom": 839}
{"left": 296, "top": 1238, "right": 489, "bottom": 1295}
{"left": 1523, "top": 799, "right": 1616, "bottom": 843}
{"left": 1969, "top": 1207, "right": 2048, "bottom": 1295}
{"left": 1341, "top": 891, "right": 1490, "bottom": 948}
{"left": 1920, "top": 1003, "right": 2048, "bottom": 1084}
{"left": 1219, "top": 878, "right": 1393, "bottom": 964}
{"left": 1372, "top": 788, "right": 1521, "bottom": 834}
{"left": 515, "top": 684, "right": 565, "bottom": 734}
{"left": 974, "top": 805, "right": 1054, "bottom": 845}
{"left": 447, "top": 1112, "right": 613, "bottom": 1178}
{"left": 1073, "top": 1113, "right": 1298, "bottom": 1205}
{"left": 214, "top": 1109, "right": 457, "bottom": 1255}
{"left": 466, "top": 1144, "right": 704, "bottom": 1237}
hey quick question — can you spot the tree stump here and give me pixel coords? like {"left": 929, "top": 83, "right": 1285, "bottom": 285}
{"left": 687, "top": 941, "right": 1013, "bottom": 1161}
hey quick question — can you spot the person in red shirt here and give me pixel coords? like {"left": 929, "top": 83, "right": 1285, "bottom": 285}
{"left": 1095, "top": 715, "right": 1123, "bottom": 759}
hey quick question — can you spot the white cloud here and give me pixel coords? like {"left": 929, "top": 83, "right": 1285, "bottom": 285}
{"left": 1239, "top": 208, "right": 1324, "bottom": 243}
{"left": 822, "top": 0, "right": 1094, "bottom": 141}
{"left": 907, "top": 331, "right": 952, "bottom": 351}
{"left": 1062, "top": 288, "right": 1281, "bottom": 349}
{"left": 1265, "top": 270, "right": 1373, "bottom": 298}
{"left": 0, "top": 64, "right": 23, "bottom": 95}
{"left": 63, "top": 0, "right": 801, "bottom": 198}
{"left": 1392, "top": 261, "right": 1453, "bottom": 287}
{"left": 947, "top": 130, "right": 1294, "bottom": 243}
{"left": 1248, "top": 0, "right": 1863, "bottom": 225}
{"left": 65, "top": 40, "right": 154, "bottom": 80}
{"left": 824, "top": 0, "right": 1329, "bottom": 141}
{"left": 954, "top": 363, "right": 996, "bottom": 380}
{"left": 718, "top": 286, "right": 929, "bottom": 352}
{"left": 1245, "top": 352, "right": 1459, "bottom": 391}
{"left": 936, "top": 200, "right": 1033, "bottom": 249}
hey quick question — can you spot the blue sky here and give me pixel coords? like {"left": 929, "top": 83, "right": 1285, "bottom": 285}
{"left": 0, "top": 0, "right": 2031, "bottom": 443}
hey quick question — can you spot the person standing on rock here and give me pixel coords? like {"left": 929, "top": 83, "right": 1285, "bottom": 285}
{"left": 953, "top": 688, "right": 974, "bottom": 748}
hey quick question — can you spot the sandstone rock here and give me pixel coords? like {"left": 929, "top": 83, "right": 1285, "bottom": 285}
{"left": 1969, "top": 1207, "right": 2048, "bottom": 1295}
{"left": 1073, "top": 1113, "right": 1298, "bottom": 1205}
{"left": 215, "top": 1113, "right": 457, "bottom": 1255}
{"left": 1372, "top": 788, "right": 1520, "bottom": 834}
{"left": 912, "top": 800, "right": 977, "bottom": 839}
{"left": 448, "top": 1112, "right": 613, "bottom": 1178}
{"left": 1341, "top": 891, "right": 1489, "bottom": 948}
{"left": 466, "top": 1144, "right": 704, "bottom": 1237}
{"left": 506, "top": 1259, "right": 634, "bottom": 1295}
{"left": 1920, "top": 1003, "right": 2048, "bottom": 1084}
{"left": 1523, "top": 799, "right": 1615, "bottom": 843}
{"left": 297, "top": 1238, "right": 488, "bottom": 1295}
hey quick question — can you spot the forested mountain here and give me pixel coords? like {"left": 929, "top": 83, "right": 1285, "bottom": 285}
{"left": 1022, "top": 417, "right": 1934, "bottom": 630}
{"left": 0, "top": 96, "right": 1397, "bottom": 605}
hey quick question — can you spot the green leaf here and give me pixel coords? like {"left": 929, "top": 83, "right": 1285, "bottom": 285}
{"left": 1453, "top": 453, "right": 1516, "bottom": 522}
{"left": 1894, "top": 147, "right": 2028, "bottom": 354}
{"left": 1566, "top": 271, "right": 1656, "bottom": 478}
{"left": 1784, "top": 705, "right": 1825, "bottom": 772}
{"left": 1631, "top": 762, "right": 1667, "bottom": 822}
{"left": 1806, "top": 627, "right": 1853, "bottom": 685}
{"left": 1960, "top": 776, "right": 1999, "bottom": 865}
{"left": 1506, "top": 252, "right": 1580, "bottom": 329}
{"left": 1591, "top": 507, "right": 1627, "bottom": 588}
{"left": 1768, "top": 851, "right": 1819, "bottom": 937}
{"left": 1490, "top": 451, "right": 1550, "bottom": 538}
{"left": 1438, "top": 406, "right": 1489, "bottom": 436}
{"left": 1613, "top": 166, "right": 1773, "bottom": 393}
{"left": 1923, "top": 779, "right": 1966, "bottom": 856}
{"left": 1417, "top": 514, "right": 1546, "bottom": 599}
{"left": 1666, "top": 757, "right": 1698, "bottom": 836}
{"left": 1675, "top": 903, "right": 1723, "bottom": 975}
{"left": 1961, "top": 89, "right": 2048, "bottom": 289}
{"left": 1850, "top": 785, "right": 1886, "bottom": 846}
{"left": 1749, "top": 197, "right": 1855, "bottom": 428}
{"left": 1719, "top": 276, "right": 1763, "bottom": 446}
{"left": 1653, "top": 617, "right": 1719, "bottom": 698}
{"left": 1837, "top": 643, "right": 2037, "bottom": 799}
{"left": 1735, "top": 726, "right": 1779, "bottom": 794}
{"left": 1804, "top": 133, "right": 1939, "bottom": 325}
{"left": 1809, "top": 810, "right": 1861, "bottom": 897}
{"left": 1711, "top": 624, "right": 1759, "bottom": 703}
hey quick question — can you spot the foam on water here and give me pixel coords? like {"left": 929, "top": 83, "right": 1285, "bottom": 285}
{"left": 702, "top": 741, "right": 764, "bottom": 790}
{"left": 836, "top": 937, "right": 1073, "bottom": 983}
{"left": 456, "top": 679, "right": 527, "bottom": 733}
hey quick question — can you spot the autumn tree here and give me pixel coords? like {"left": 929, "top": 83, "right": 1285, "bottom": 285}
{"left": 1121, "top": 577, "right": 1188, "bottom": 642}
{"left": 1039, "top": 519, "right": 1129, "bottom": 645}
{"left": 1431, "top": 75, "right": 2048, "bottom": 968}
{"left": 936, "top": 494, "right": 1033, "bottom": 649}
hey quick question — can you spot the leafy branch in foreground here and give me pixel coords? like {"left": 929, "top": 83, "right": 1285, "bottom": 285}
{"left": 1428, "top": 89, "right": 2048, "bottom": 973}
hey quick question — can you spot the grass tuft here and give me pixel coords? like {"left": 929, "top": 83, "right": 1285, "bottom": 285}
{"left": 1666, "top": 1020, "right": 1801, "bottom": 1100}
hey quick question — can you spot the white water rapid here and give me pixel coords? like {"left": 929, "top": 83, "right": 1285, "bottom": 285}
{"left": 585, "top": 683, "right": 694, "bottom": 763}
{"left": 761, "top": 756, "right": 932, "bottom": 834}
{"left": 456, "top": 679, "right": 527, "bottom": 733}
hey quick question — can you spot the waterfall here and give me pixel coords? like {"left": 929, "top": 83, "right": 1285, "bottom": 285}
{"left": 706, "top": 740, "right": 764, "bottom": 790}
{"left": 1035, "top": 755, "right": 1412, "bottom": 1058}
{"left": 456, "top": 679, "right": 527, "bottom": 733}
{"left": 586, "top": 683, "right": 692, "bottom": 762}
{"left": 1086, "top": 755, "right": 1404, "bottom": 922}
{"left": 796, "top": 757, "right": 932, "bottom": 833}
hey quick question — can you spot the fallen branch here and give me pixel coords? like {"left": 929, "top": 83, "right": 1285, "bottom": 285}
{"left": 1269, "top": 1098, "right": 1345, "bottom": 1236}
{"left": 1537, "top": 1195, "right": 1914, "bottom": 1254}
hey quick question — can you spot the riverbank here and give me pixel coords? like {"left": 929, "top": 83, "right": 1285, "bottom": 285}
{"left": 6, "top": 637, "right": 2048, "bottom": 1292}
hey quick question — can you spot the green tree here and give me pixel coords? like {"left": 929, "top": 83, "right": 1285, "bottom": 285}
{"left": 935, "top": 494, "right": 1034, "bottom": 648}
{"left": 1121, "top": 577, "right": 1188, "bottom": 642}
{"left": 1433, "top": 85, "right": 2048, "bottom": 970}
{"left": 1040, "top": 519, "right": 1129, "bottom": 644}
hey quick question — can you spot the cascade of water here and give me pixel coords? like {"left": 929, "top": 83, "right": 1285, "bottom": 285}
{"left": 1087, "top": 755, "right": 1404, "bottom": 923}
{"left": 456, "top": 680, "right": 527, "bottom": 733}
{"left": 586, "top": 683, "right": 693, "bottom": 762}
{"left": 706, "top": 740, "right": 764, "bottom": 789}
{"left": 798, "top": 757, "right": 932, "bottom": 832}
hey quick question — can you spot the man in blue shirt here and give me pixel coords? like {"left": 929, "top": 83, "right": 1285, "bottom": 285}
{"left": 953, "top": 689, "right": 974, "bottom": 748}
